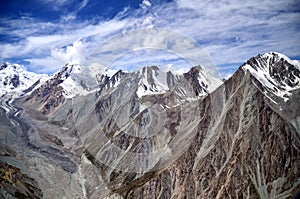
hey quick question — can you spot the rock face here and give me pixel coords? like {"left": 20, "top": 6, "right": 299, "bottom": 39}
{"left": 125, "top": 68, "right": 300, "bottom": 199}
{"left": 0, "top": 52, "right": 299, "bottom": 199}
{"left": 0, "top": 161, "right": 43, "bottom": 198}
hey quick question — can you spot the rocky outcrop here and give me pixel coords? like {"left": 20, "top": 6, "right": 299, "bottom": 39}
{"left": 0, "top": 161, "right": 43, "bottom": 199}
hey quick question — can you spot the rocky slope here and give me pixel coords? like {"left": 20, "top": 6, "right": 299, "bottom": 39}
{"left": 0, "top": 161, "right": 43, "bottom": 198}
{"left": 0, "top": 52, "right": 299, "bottom": 198}
{"left": 125, "top": 63, "right": 300, "bottom": 198}
{"left": 23, "top": 63, "right": 103, "bottom": 114}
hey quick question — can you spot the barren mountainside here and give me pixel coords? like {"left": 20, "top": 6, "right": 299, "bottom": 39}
{"left": 0, "top": 52, "right": 299, "bottom": 199}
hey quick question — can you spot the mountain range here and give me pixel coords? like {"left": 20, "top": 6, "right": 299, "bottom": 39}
{"left": 0, "top": 52, "right": 299, "bottom": 199}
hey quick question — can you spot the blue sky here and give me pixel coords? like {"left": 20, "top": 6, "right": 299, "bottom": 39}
{"left": 0, "top": 0, "right": 299, "bottom": 78}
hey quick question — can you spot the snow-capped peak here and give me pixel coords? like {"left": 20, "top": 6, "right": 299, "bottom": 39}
{"left": 190, "top": 65, "right": 222, "bottom": 93}
{"left": 136, "top": 65, "right": 222, "bottom": 98}
{"left": 50, "top": 63, "right": 102, "bottom": 98}
{"left": 59, "top": 63, "right": 82, "bottom": 80}
{"left": 242, "top": 52, "right": 300, "bottom": 102}
{"left": 0, "top": 62, "right": 48, "bottom": 98}
{"left": 136, "top": 66, "right": 170, "bottom": 97}
{"left": 41, "top": 62, "right": 122, "bottom": 99}
{"left": 183, "top": 65, "right": 222, "bottom": 97}
{"left": 88, "top": 63, "right": 117, "bottom": 78}
{"left": 262, "top": 52, "right": 300, "bottom": 70}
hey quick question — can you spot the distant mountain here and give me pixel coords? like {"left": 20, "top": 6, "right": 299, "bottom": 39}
{"left": 0, "top": 52, "right": 299, "bottom": 199}
{"left": 23, "top": 63, "right": 222, "bottom": 115}
{"left": 0, "top": 62, "right": 48, "bottom": 98}
{"left": 136, "top": 65, "right": 221, "bottom": 97}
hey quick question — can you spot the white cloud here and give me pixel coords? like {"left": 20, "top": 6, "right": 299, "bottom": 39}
{"left": 39, "top": 0, "right": 73, "bottom": 10}
{"left": 108, "top": 48, "right": 192, "bottom": 72}
{"left": 223, "top": 72, "right": 234, "bottom": 80}
{"left": 140, "top": 0, "right": 152, "bottom": 9}
{"left": 25, "top": 57, "right": 64, "bottom": 73}
{"left": 61, "top": 14, "right": 77, "bottom": 22}
{"left": 77, "top": 0, "right": 89, "bottom": 11}
{"left": 0, "top": 0, "right": 299, "bottom": 78}
{"left": 51, "top": 40, "right": 86, "bottom": 65}
{"left": 24, "top": 41, "right": 86, "bottom": 73}
{"left": 87, "top": 28, "right": 218, "bottom": 76}
{"left": 0, "top": 17, "right": 129, "bottom": 73}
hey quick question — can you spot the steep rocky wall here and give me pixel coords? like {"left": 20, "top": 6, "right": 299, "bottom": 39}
{"left": 124, "top": 69, "right": 300, "bottom": 199}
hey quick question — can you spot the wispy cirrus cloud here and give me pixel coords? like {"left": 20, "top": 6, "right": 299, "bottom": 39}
{"left": 0, "top": 0, "right": 299, "bottom": 77}
{"left": 38, "top": 0, "right": 89, "bottom": 12}
{"left": 38, "top": 0, "right": 73, "bottom": 11}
